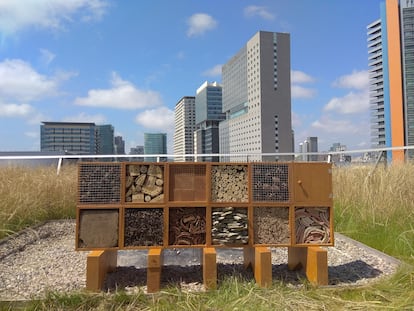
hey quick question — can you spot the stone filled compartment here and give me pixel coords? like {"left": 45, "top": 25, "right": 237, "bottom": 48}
{"left": 295, "top": 207, "right": 331, "bottom": 244}
{"left": 125, "top": 164, "right": 164, "bottom": 203}
{"left": 169, "top": 164, "right": 206, "bottom": 201}
{"left": 211, "top": 165, "right": 248, "bottom": 202}
{"left": 168, "top": 207, "right": 206, "bottom": 246}
{"left": 124, "top": 208, "right": 164, "bottom": 247}
{"left": 253, "top": 206, "right": 290, "bottom": 245}
{"left": 211, "top": 207, "right": 248, "bottom": 245}
{"left": 78, "top": 209, "right": 119, "bottom": 248}
{"left": 78, "top": 163, "right": 121, "bottom": 204}
{"left": 252, "top": 163, "right": 290, "bottom": 202}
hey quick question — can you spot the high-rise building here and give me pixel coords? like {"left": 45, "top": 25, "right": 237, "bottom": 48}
{"left": 173, "top": 96, "right": 196, "bottom": 162}
{"left": 96, "top": 124, "right": 114, "bottom": 155}
{"left": 144, "top": 133, "right": 167, "bottom": 162}
{"left": 194, "top": 81, "right": 225, "bottom": 162}
{"left": 298, "top": 137, "right": 318, "bottom": 161}
{"left": 114, "top": 136, "right": 125, "bottom": 155}
{"left": 219, "top": 31, "right": 293, "bottom": 161}
{"left": 40, "top": 121, "right": 96, "bottom": 154}
{"left": 368, "top": 0, "right": 413, "bottom": 161}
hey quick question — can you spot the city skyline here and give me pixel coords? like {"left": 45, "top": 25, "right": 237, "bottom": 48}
{"left": 0, "top": 0, "right": 382, "bottom": 153}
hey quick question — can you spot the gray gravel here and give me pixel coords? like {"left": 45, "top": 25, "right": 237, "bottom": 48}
{"left": 0, "top": 220, "right": 401, "bottom": 300}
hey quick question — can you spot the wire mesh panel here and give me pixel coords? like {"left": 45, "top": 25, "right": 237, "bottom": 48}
{"left": 252, "top": 163, "right": 290, "bottom": 202}
{"left": 295, "top": 207, "right": 331, "bottom": 245}
{"left": 78, "top": 163, "right": 121, "bottom": 204}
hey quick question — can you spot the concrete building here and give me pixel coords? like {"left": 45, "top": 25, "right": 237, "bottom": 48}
{"left": 40, "top": 121, "right": 96, "bottom": 155}
{"left": 219, "top": 31, "right": 293, "bottom": 161}
{"left": 194, "top": 81, "right": 225, "bottom": 162}
{"left": 173, "top": 96, "right": 196, "bottom": 162}
{"left": 114, "top": 136, "right": 125, "bottom": 155}
{"left": 368, "top": 0, "right": 414, "bottom": 161}
{"left": 298, "top": 137, "right": 318, "bottom": 161}
{"left": 96, "top": 124, "right": 114, "bottom": 155}
{"left": 144, "top": 133, "right": 167, "bottom": 162}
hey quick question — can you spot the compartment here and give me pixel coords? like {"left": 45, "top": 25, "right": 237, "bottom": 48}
{"left": 211, "top": 165, "right": 248, "bottom": 202}
{"left": 78, "top": 209, "right": 119, "bottom": 248}
{"left": 168, "top": 207, "right": 206, "bottom": 246}
{"left": 125, "top": 164, "right": 165, "bottom": 203}
{"left": 295, "top": 207, "right": 331, "bottom": 244}
{"left": 124, "top": 208, "right": 164, "bottom": 247}
{"left": 252, "top": 163, "right": 290, "bottom": 202}
{"left": 78, "top": 163, "right": 121, "bottom": 204}
{"left": 211, "top": 207, "right": 248, "bottom": 245}
{"left": 169, "top": 164, "right": 206, "bottom": 201}
{"left": 253, "top": 206, "right": 290, "bottom": 245}
{"left": 293, "top": 163, "right": 332, "bottom": 203}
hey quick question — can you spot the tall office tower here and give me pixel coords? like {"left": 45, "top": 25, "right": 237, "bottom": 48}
{"left": 219, "top": 31, "right": 293, "bottom": 161}
{"left": 144, "top": 133, "right": 167, "bottom": 162}
{"left": 194, "top": 81, "right": 225, "bottom": 162}
{"left": 40, "top": 121, "right": 96, "bottom": 154}
{"left": 173, "top": 96, "right": 196, "bottom": 161}
{"left": 368, "top": 0, "right": 414, "bottom": 161}
{"left": 114, "top": 136, "right": 125, "bottom": 155}
{"left": 298, "top": 137, "right": 318, "bottom": 161}
{"left": 96, "top": 124, "right": 114, "bottom": 155}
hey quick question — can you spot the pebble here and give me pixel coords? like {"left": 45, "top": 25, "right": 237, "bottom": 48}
{"left": 0, "top": 220, "right": 401, "bottom": 301}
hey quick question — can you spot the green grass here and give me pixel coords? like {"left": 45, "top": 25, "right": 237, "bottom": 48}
{"left": 0, "top": 163, "right": 414, "bottom": 310}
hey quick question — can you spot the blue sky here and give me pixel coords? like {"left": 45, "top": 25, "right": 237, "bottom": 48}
{"left": 0, "top": 0, "right": 382, "bottom": 153}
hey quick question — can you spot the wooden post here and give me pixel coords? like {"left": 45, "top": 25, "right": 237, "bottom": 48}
{"left": 253, "top": 247, "right": 272, "bottom": 288}
{"left": 86, "top": 250, "right": 117, "bottom": 291}
{"left": 203, "top": 247, "right": 217, "bottom": 290}
{"left": 147, "top": 248, "right": 163, "bottom": 293}
{"left": 243, "top": 246, "right": 254, "bottom": 269}
{"left": 288, "top": 246, "right": 328, "bottom": 285}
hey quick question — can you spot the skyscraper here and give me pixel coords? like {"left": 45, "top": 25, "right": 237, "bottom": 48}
{"left": 219, "top": 31, "right": 293, "bottom": 161}
{"left": 96, "top": 124, "right": 114, "bottom": 155}
{"left": 368, "top": 0, "right": 413, "bottom": 161}
{"left": 194, "top": 81, "right": 225, "bottom": 162}
{"left": 114, "top": 136, "right": 125, "bottom": 155}
{"left": 144, "top": 133, "right": 167, "bottom": 162}
{"left": 173, "top": 96, "right": 196, "bottom": 161}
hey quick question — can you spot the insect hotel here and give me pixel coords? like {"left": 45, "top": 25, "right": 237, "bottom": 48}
{"left": 76, "top": 161, "right": 333, "bottom": 292}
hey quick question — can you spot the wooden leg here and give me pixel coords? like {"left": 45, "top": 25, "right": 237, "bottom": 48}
{"left": 253, "top": 247, "right": 272, "bottom": 288}
{"left": 288, "top": 246, "right": 328, "bottom": 285}
{"left": 86, "top": 250, "right": 117, "bottom": 291}
{"left": 243, "top": 246, "right": 254, "bottom": 269}
{"left": 203, "top": 248, "right": 217, "bottom": 290}
{"left": 147, "top": 248, "right": 163, "bottom": 293}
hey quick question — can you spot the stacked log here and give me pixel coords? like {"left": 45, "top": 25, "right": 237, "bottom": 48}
{"left": 125, "top": 164, "right": 164, "bottom": 203}
{"left": 169, "top": 208, "right": 206, "bottom": 245}
{"left": 124, "top": 208, "right": 164, "bottom": 246}
{"left": 253, "top": 207, "right": 290, "bottom": 244}
{"left": 79, "top": 164, "right": 121, "bottom": 203}
{"left": 252, "top": 164, "right": 289, "bottom": 202}
{"left": 211, "top": 165, "right": 248, "bottom": 202}
{"left": 295, "top": 207, "right": 330, "bottom": 244}
{"left": 212, "top": 207, "right": 248, "bottom": 245}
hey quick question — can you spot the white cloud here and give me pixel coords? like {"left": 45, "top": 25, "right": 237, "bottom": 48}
{"left": 186, "top": 13, "right": 217, "bottom": 37}
{"left": 0, "top": 59, "right": 59, "bottom": 102}
{"left": 0, "top": 0, "right": 108, "bottom": 35}
{"left": 244, "top": 6, "right": 274, "bottom": 20}
{"left": 332, "top": 70, "right": 369, "bottom": 90}
{"left": 0, "top": 103, "right": 33, "bottom": 117}
{"left": 135, "top": 107, "right": 175, "bottom": 130}
{"left": 324, "top": 90, "right": 369, "bottom": 114}
{"left": 312, "top": 118, "right": 359, "bottom": 134}
{"left": 291, "top": 70, "right": 315, "bottom": 84}
{"left": 291, "top": 85, "right": 317, "bottom": 99}
{"left": 62, "top": 112, "right": 107, "bottom": 124}
{"left": 74, "top": 72, "right": 163, "bottom": 109}
{"left": 39, "top": 48, "right": 56, "bottom": 66}
{"left": 202, "top": 64, "right": 222, "bottom": 77}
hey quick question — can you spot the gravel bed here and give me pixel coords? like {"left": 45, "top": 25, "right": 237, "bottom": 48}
{"left": 0, "top": 220, "right": 400, "bottom": 300}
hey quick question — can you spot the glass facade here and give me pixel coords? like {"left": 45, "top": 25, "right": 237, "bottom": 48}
{"left": 144, "top": 133, "right": 167, "bottom": 161}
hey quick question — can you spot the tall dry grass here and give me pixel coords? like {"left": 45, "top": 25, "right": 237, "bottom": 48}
{"left": 0, "top": 164, "right": 77, "bottom": 239}
{"left": 333, "top": 162, "right": 414, "bottom": 263}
